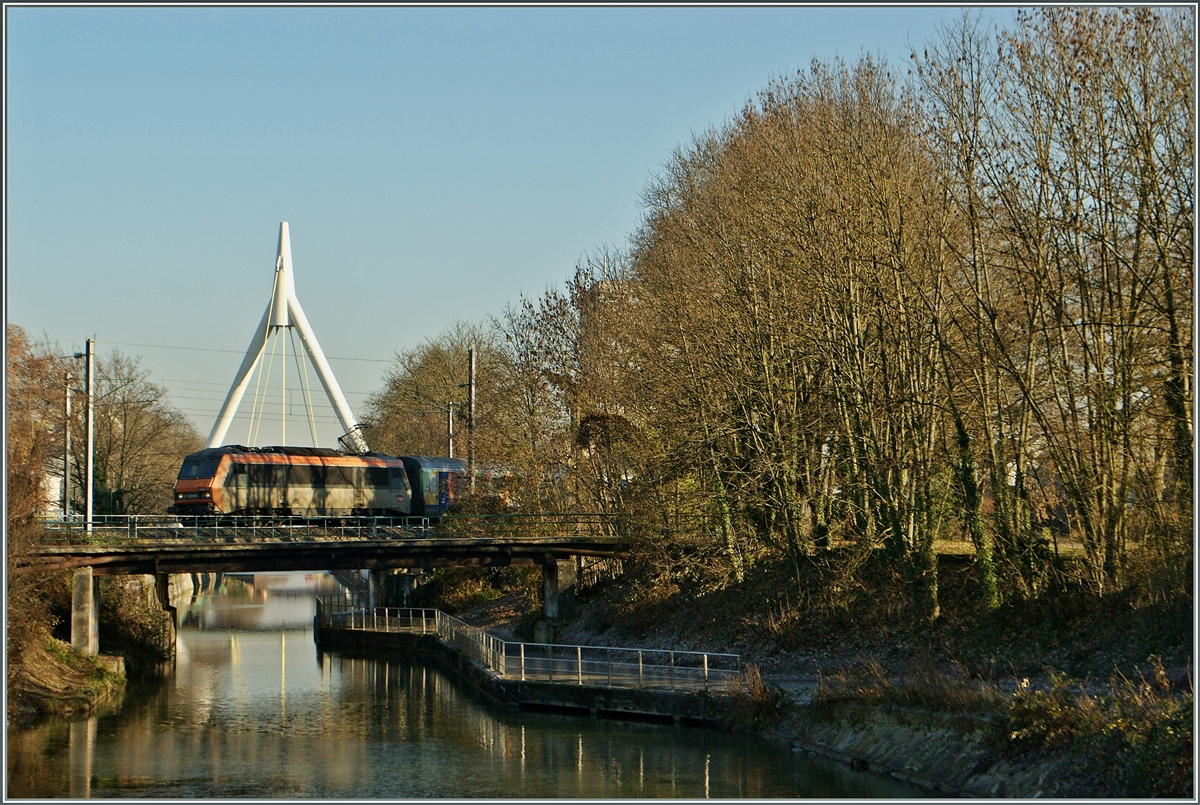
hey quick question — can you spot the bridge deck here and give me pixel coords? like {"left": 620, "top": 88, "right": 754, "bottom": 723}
{"left": 18, "top": 515, "right": 624, "bottom": 576}
{"left": 23, "top": 535, "right": 622, "bottom": 575}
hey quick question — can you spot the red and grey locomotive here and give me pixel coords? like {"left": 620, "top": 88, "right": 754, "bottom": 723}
{"left": 169, "top": 445, "right": 468, "bottom": 519}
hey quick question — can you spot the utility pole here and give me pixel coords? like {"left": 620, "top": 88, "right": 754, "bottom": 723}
{"left": 467, "top": 347, "right": 476, "bottom": 491}
{"left": 85, "top": 339, "right": 94, "bottom": 534}
{"left": 63, "top": 372, "right": 72, "bottom": 521}
{"left": 447, "top": 403, "right": 455, "bottom": 459}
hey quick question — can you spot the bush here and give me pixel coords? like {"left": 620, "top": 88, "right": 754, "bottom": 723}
{"left": 720, "top": 663, "right": 791, "bottom": 730}
{"left": 1124, "top": 696, "right": 1193, "bottom": 798}
{"left": 1004, "top": 660, "right": 1193, "bottom": 797}
{"left": 96, "top": 577, "right": 174, "bottom": 674}
{"left": 410, "top": 566, "right": 539, "bottom": 614}
{"left": 5, "top": 522, "right": 58, "bottom": 687}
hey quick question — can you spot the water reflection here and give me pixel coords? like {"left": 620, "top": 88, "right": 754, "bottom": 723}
{"left": 8, "top": 572, "right": 928, "bottom": 798}
{"left": 178, "top": 572, "right": 341, "bottom": 632}
{"left": 68, "top": 717, "right": 95, "bottom": 798}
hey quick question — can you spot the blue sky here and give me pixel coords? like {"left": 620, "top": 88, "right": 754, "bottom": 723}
{"left": 6, "top": 5, "right": 1012, "bottom": 449}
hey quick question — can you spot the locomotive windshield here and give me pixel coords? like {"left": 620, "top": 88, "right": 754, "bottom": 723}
{"left": 178, "top": 458, "right": 219, "bottom": 479}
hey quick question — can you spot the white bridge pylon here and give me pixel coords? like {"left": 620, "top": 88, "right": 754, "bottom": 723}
{"left": 206, "top": 222, "right": 370, "bottom": 454}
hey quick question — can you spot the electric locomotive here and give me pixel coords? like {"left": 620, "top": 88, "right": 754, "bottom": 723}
{"left": 168, "top": 445, "right": 469, "bottom": 519}
{"left": 169, "top": 445, "right": 412, "bottom": 518}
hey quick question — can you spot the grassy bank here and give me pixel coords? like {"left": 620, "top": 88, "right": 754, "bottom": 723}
{"left": 418, "top": 550, "right": 1193, "bottom": 798}
{"left": 7, "top": 556, "right": 174, "bottom": 727}
{"left": 7, "top": 637, "right": 126, "bottom": 726}
{"left": 808, "top": 657, "right": 1192, "bottom": 797}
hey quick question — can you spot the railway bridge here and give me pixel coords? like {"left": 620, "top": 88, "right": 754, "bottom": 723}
{"left": 16, "top": 513, "right": 624, "bottom": 657}
{"left": 24, "top": 227, "right": 629, "bottom": 659}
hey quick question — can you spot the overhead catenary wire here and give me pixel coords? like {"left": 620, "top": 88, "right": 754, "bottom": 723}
{"left": 16, "top": 368, "right": 378, "bottom": 399}
{"left": 291, "top": 327, "right": 321, "bottom": 447}
{"left": 172, "top": 408, "right": 349, "bottom": 424}
{"left": 80, "top": 340, "right": 395, "bottom": 364}
{"left": 248, "top": 326, "right": 282, "bottom": 447}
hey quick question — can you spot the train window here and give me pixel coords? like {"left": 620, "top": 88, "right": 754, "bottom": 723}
{"left": 367, "top": 467, "right": 389, "bottom": 487}
{"left": 288, "top": 465, "right": 313, "bottom": 486}
{"left": 393, "top": 465, "right": 412, "bottom": 491}
{"left": 178, "top": 459, "right": 219, "bottom": 479}
{"left": 248, "top": 464, "right": 287, "bottom": 486}
{"left": 325, "top": 466, "right": 354, "bottom": 487}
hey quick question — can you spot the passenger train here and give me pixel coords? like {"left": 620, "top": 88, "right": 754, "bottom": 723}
{"left": 168, "top": 445, "right": 466, "bottom": 519}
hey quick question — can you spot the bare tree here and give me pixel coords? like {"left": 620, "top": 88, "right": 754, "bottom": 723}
{"left": 627, "top": 56, "right": 961, "bottom": 620}
{"left": 6, "top": 325, "right": 68, "bottom": 526}
{"left": 364, "top": 321, "right": 505, "bottom": 460}
{"left": 6, "top": 326, "right": 66, "bottom": 677}
{"left": 916, "top": 8, "right": 1194, "bottom": 597}
{"left": 68, "top": 350, "right": 202, "bottom": 515}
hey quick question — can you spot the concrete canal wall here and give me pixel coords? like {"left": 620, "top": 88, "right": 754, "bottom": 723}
{"left": 769, "top": 702, "right": 1066, "bottom": 798}
{"left": 315, "top": 619, "right": 1069, "bottom": 798}
{"left": 314, "top": 622, "right": 725, "bottom": 724}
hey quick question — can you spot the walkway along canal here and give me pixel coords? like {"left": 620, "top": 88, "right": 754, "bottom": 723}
{"left": 7, "top": 572, "right": 928, "bottom": 798}
{"left": 314, "top": 598, "right": 745, "bottom": 722}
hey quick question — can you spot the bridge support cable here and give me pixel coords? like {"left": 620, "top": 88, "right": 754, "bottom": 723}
{"left": 289, "top": 327, "right": 320, "bottom": 447}
{"left": 285, "top": 283, "right": 369, "bottom": 454}
{"left": 208, "top": 307, "right": 268, "bottom": 448}
{"left": 247, "top": 326, "right": 282, "bottom": 447}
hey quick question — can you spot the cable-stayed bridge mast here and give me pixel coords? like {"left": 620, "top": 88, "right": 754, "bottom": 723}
{"left": 206, "top": 222, "right": 370, "bottom": 454}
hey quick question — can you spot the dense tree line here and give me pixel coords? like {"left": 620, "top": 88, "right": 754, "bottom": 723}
{"left": 367, "top": 8, "right": 1192, "bottom": 618}
{"left": 6, "top": 326, "right": 202, "bottom": 519}
{"left": 7, "top": 325, "right": 202, "bottom": 664}
{"left": 7, "top": 330, "right": 203, "bottom": 518}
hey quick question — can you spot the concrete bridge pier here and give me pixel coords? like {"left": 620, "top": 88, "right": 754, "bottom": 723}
{"left": 535, "top": 558, "right": 577, "bottom": 643}
{"left": 71, "top": 567, "right": 99, "bottom": 655}
{"left": 398, "top": 572, "right": 420, "bottom": 607}
{"left": 368, "top": 569, "right": 387, "bottom": 608}
{"left": 542, "top": 558, "right": 576, "bottom": 620}
{"left": 154, "top": 574, "right": 178, "bottom": 660}
{"left": 368, "top": 569, "right": 421, "bottom": 608}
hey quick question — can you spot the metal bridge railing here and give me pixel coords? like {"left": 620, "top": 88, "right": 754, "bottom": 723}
{"left": 34, "top": 513, "right": 615, "bottom": 546}
{"left": 315, "top": 596, "right": 741, "bottom": 693}
{"left": 38, "top": 514, "right": 435, "bottom": 544}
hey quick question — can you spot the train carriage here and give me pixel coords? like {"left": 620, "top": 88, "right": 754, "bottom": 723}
{"left": 400, "top": 456, "right": 467, "bottom": 518}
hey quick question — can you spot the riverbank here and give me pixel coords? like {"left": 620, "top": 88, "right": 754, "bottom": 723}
{"left": 6, "top": 571, "right": 184, "bottom": 729}
{"left": 313, "top": 604, "right": 1073, "bottom": 797}
{"left": 7, "top": 638, "right": 126, "bottom": 727}
{"left": 767, "top": 702, "right": 1058, "bottom": 798}
{"left": 432, "top": 557, "right": 1192, "bottom": 798}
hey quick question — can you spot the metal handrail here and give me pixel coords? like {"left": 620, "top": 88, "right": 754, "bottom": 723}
{"left": 36, "top": 512, "right": 615, "bottom": 545}
{"left": 315, "top": 597, "right": 740, "bottom": 692}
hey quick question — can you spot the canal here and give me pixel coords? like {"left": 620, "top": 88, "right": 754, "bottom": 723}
{"left": 7, "top": 572, "right": 929, "bottom": 798}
